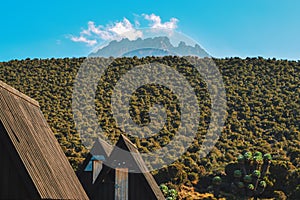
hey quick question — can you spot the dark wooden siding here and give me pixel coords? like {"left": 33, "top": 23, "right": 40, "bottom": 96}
{"left": 78, "top": 170, "right": 94, "bottom": 199}
{"left": 0, "top": 121, "right": 39, "bottom": 199}
{"left": 90, "top": 167, "right": 164, "bottom": 200}
{"left": 91, "top": 170, "right": 115, "bottom": 200}
{"left": 128, "top": 172, "right": 162, "bottom": 200}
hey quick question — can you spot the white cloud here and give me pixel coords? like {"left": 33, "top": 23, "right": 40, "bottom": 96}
{"left": 108, "top": 18, "right": 143, "bottom": 40}
{"left": 70, "top": 35, "right": 97, "bottom": 46}
{"left": 143, "top": 14, "right": 178, "bottom": 30}
{"left": 69, "top": 14, "right": 179, "bottom": 46}
{"left": 81, "top": 21, "right": 114, "bottom": 40}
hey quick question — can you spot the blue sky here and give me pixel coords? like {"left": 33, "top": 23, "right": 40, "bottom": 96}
{"left": 1, "top": 0, "right": 299, "bottom": 61}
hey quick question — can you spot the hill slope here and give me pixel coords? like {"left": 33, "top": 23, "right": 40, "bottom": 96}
{"left": 0, "top": 56, "right": 299, "bottom": 198}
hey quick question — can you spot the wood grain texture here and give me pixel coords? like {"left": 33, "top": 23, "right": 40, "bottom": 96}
{"left": 0, "top": 80, "right": 89, "bottom": 200}
{"left": 115, "top": 168, "right": 128, "bottom": 200}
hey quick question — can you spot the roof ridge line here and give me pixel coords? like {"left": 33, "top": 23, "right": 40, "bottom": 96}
{"left": 0, "top": 80, "right": 39, "bottom": 107}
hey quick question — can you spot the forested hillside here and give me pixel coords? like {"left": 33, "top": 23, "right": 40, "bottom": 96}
{"left": 0, "top": 56, "right": 299, "bottom": 199}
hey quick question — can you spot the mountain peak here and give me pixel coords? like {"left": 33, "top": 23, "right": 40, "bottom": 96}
{"left": 90, "top": 36, "right": 209, "bottom": 58}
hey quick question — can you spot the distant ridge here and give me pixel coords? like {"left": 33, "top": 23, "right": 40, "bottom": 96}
{"left": 90, "top": 36, "right": 209, "bottom": 58}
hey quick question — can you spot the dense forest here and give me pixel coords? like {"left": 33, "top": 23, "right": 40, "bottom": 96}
{"left": 0, "top": 56, "right": 299, "bottom": 199}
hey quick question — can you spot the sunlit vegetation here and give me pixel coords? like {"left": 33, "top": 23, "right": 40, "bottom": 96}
{"left": 160, "top": 184, "right": 178, "bottom": 200}
{"left": 208, "top": 151, "right": 272, "bottom": 199}
{"left": 0, "top": 56, "right": 299, "bottom": 199}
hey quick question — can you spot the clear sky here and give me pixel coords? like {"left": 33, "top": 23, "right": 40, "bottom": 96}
{"left": 1, "top": 0, "right": 299, "bottom": 61}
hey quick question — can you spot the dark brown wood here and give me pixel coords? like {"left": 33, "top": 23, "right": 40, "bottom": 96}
{"left": 0, "top": 121, "right": 39, "bottom": 199}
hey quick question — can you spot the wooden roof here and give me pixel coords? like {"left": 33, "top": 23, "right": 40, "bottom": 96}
{"left": 0, "top": 80, "right": 88, "bottom": 199}
{"left": 77, "top": 137, "right": 113, "bottom": 173}
{"left": 90, "top": 137, "right": 113, "bottom": 158}
{"left": 76, "top": 137, "right": 114, "bottom": 199}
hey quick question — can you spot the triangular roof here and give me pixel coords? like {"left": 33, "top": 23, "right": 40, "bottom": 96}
{"left": 0, "top": 80, "right": 88, "bottom": 199}
{"left": 77, "top": 137, "right": 113, "bottom": 173}
{"left": 92, "top": 134, "right": 165, "bottom": 200}
{"left": 91, "top": 137, "right": 113, "bottom": 158}
{"left": 76, "top": 137, "right": 114, "bottom": 199}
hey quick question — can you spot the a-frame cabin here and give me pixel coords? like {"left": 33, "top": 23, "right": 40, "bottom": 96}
{"left": 79, "top": 134, "right": 165, "bottom": 200}
{"left": 0, "top": 81, "right": 88, "bottom": 200}
{"left": 77, "top": 137, "right": 113, "bottom": 198}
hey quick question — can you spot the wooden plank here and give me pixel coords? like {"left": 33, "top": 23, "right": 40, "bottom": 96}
{"left": 93, "top": 160, "right": 103, "bottom": 183}
{"left": 115, "top": 168, "right": 128, "bottom": 200}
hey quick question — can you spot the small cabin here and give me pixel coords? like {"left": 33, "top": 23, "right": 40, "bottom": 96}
{"left": 78, "top": 135, "right": 165, "bottom": 200}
